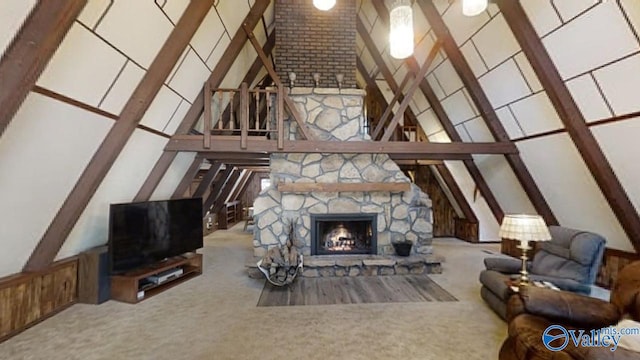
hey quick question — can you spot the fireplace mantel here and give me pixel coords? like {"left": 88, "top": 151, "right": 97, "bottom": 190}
{"left": 277, "top": 182, "right": 411, "bottom": 193}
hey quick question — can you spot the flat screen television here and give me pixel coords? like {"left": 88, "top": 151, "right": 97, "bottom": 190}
{"left": 108, "top": 198, "right": 203, "bottom": 274}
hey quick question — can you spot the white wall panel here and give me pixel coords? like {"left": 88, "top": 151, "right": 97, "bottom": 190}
{"left": 0, "top": 93, "right": 112, "bottom": 277}
{"left": 417, "top": 109, "right": 443, "bottom": 136}
{"left": 216, "top": 0, "right": 249, "bottom": 34}
{"left": 553, "top": 0, "right": 596, "bottom": 22}
{"left": 472, "top": 154, "right": 536, "bottom": 215}
{"left": 433, "top": 60, "right": 464, "bottom": 96}
{"left": 164, "top": 100, "right": 192, "bottom": 135}
{"left": 542, "top": 2, "right": 638, "bottom": 80}
{"left": 96, "top": 1, "right": 174, "bottom": 69}
{"left": 441, "top": 90, "right": 476, "bottom": 125}
{"left": 509, "top": 92, "right": 563, "bottom": 135}
{"left": 206, "top": 34, "right": 231, "bottom": 69}
{"left": 151, "top": 152, "right": 198, "bottom": 201}
{"left": 463, "top": 116, "right": 493, "bottom": 142}
{"left": 566, "top": 74, "right": 613, "bottom": 122}
{"left": 140, "top": 86, "right": 182, "bottom": 132}
{"left": 190, "top": 7, "right": 226, "bottom": 64}
{"left": 426, "top": 73, "right": 446, "bottom": 100}
{"left": 37, "top": 24, "right": 127, "bottom": 107}
{"left": 520, "top": 0, "right": 562, "bottom": 37}
{"left": 219, "top": 42, "right": 256, "bottom": 88}
{"left": 163, "top": 0, "right": 190, "bottom": 24}
{"left": 444, "top": 161, "right": 500, "bottom": 241}
{"left": 413, "top": 33, "right": 442, "bottom": 66}
{"left": 518, "top": 134, "right": 633, "bottom": 252}
{"left": 514, "top": 52, "right": 543, "bottom": 93}
{"left": 168, "top": 49, "right": 211, "bottom": 102}
{"left": 592, "top": 119, "right": 640, "bottom": 216}
{"left": 454, "top": 125, "right": 472, "bottom": 142}
{"left": 0, "top": 0, "right": 36, "bottom": 57}
{"left": 472, "top": 14, "right": 520, "bottom": 69}
{"left": 593, "top": 53, "right": 640, "bottom": 115}
{"left": 99, "top": 61, "right": 145, "bottom": 115}
{"left": 620, "top": 0, "right": 640, "bottom": 37}
{"left": 478, "top": 59, "right": 531, "bottom": 108}
{"left": 77, "top": 0, "right": 111, "bottom": 29}
{"left": 460, "top": 41, "right": 488, "bottom": 77}
{"left": 59, "top": 131, "right": 169, "bottom": 260}
{"left": 440, "top": 1, "right": 491, "bottom": 45}
{"left": 496, "top": 107, "right": 524, "bottom": 139}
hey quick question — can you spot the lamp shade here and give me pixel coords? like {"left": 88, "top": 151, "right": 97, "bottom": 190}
{"left": 389, "top": 0, "right": 414, "bottom": 59}
{"left": 499, "top": 214, "right": 551, "bottom": 242}
{"left": 313, "top": 0, "right": 336, "bottom": 11}
{"left": 462, "top": 0, "right": 488, "bottom": 17}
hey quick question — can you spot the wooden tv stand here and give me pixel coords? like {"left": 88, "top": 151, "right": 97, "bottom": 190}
{"left": 110, "top": 253, "right": 202, "bottom": 304}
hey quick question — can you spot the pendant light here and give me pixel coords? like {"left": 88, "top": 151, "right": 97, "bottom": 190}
{"left": 462, "top": 0, "right": 488, "bottom": 17}
{"left": 389, "top": 0, "right": 414, "bottom": 59}
{"left": 313, "top": 0, "right": 336, "bottom": 11}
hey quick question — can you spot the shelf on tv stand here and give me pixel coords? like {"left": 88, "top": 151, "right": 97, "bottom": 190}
{"left": 110, "top": 253, "right": 203, "bottom": 304}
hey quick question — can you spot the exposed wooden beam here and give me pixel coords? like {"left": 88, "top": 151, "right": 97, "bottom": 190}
{"left": 241, "top": 25, "right": 315, "bottom": 141}
{"left": 0, "top": 0, "right": 87, "bottom": 138}
{"left": 381, "top": 41, "right": 441, "bottom": 141}
{"left": 417, "top": 0, "right": 557, "bottom": 225}
{"left": 498, "top": 0, "right": 640, "bottom": 252}
{"left": 370, "top": 0, "right": 493, "bottom": 222}
{"left": 174, "top": 0, "right": 270, "bottom": 136}
{"left": 193, "top": 162, "right": 222, "bottom": 199}
{"left": 228, "top": 170, "right": 253, "bottom": 203}
{"left": 434, "top": 164, "right": 478, "bottom": 223}
{"left": 24, "top": 0, "right": 214, "bottom": 272}
{"left": 371, "top": 70, "right": 412, "bottom": 139}
{"left": 278, "top": 182, "right": 411, "bottom": 193}
{"left": 167, "top": 135, "right": 517, "bottom": 155}
{"left": 202, "top": 166, "right": 234, "bottom": 216}
{"left": 211, "top": 169, "right": 243, "bottom": 215}
{"left": 171, "top": 155, "right": 204, "bottom": 199}
{"left": 133, "top": 0, "right": 270, "bottom": 202}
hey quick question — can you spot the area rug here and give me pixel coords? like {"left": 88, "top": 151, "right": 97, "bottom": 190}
{"left": 257, "top": 274, "right": 458, "bottom": 306}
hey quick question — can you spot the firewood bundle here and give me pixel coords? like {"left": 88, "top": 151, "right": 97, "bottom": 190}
{"left": 257, "top": 218, "right": 303, "bottom": 286}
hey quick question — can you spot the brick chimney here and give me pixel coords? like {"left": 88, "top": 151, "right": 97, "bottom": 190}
{"left": 275, "top": 0, "right": 357, "bottom": 88}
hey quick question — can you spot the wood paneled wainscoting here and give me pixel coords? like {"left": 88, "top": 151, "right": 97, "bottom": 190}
{"left": 0, "top": 258, "right": 78, "bottom": 342}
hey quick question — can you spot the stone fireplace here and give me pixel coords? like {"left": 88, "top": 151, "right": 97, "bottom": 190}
{"left": 252, "top": 88, "right": 433, "bottom": 259}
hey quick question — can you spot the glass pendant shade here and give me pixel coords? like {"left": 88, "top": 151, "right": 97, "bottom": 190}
{"left": 313, "top": 0, "right": 336, "bottom": 11}
{"left": 389, "top": 0, "right": 414, "bottom": 59}
{"left": 462, "top": 0, "right": 488, "bottom": 17}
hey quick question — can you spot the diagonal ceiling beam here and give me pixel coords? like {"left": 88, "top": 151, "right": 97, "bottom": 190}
{"left": 497, "top": 0, "right": 640, "bottom": 252}
{"left": 132, "top": 0, "right": 270, "bottom": 202}
{"left": 24, "top": 0, "right": 215, "bottom": 272}
{"left": 193, "top": 161, "right": 222, "bottom": 199}
{"left": 371, "top": 67, "right": 412, "bottom": 139}
{"left": 370, "top": 0, "right": 503, "bottom": 222}
{"left": 417, "top": 0, "right": 557, "bottom": 226}
{"left": 202, "top": 166, "right": 234, "bottom": 216}
{"left": 381, "top": 41, "right": 441, "bottom": 141}
{"left": 211, "top": 169, "right": 243, "bottom": 216}
{"left": 0, "top": 0, "right": 87, "bottom": 138}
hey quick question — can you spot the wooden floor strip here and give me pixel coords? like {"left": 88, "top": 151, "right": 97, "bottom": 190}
{"left": 257, "top": 275, "right": 457, "bottom": 307}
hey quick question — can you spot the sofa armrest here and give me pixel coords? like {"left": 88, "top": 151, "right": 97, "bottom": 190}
{"left": 506, "top": 286, "right": 620, "bottom": 329}
{"left": 484, "top": 257, "right": 524, "bottom": 274}
{"left": 527, "top": 275, "right": 592, "bottom": 294}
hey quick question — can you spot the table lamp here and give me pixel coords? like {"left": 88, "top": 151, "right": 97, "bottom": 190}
{"left": 498, "top": 214, "right": 551, "bottom": 286}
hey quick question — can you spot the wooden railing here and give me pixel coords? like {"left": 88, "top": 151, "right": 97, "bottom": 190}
{"left": 203, "top": 82, "right": 285, "bottom": 149}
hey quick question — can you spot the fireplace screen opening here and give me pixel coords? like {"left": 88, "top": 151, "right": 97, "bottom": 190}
{"left": 311, "top": 214, "right": 377, "bottom": 255}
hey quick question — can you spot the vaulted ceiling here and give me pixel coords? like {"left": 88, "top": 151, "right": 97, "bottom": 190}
{"left": 0, "top": 0, "right": 639, "bottom": 277}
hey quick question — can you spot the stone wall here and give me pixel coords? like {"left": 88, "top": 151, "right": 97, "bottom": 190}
{"left": 252, "top": 88, "right": 433, "bottom": 258}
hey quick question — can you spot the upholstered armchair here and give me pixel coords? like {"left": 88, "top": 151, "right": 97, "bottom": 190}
{"left": 499, "top": 261, "right": 640, "bottom": 359}
{"left": 479, "top": 226, "right": 606, "bottom": 319}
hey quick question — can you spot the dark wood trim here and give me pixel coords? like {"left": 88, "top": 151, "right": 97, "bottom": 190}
{"left": 32, "top": 86, "right": 118, "bottom": 120}
{"left": 24, "top": 0, "right": 215, "bottom": 272}
{"left": 193, "top": 162, "right": 222, "bottom": 199}
{"left": 210, "top": 169, "right": 243, "bottom": 215}
{"left": 171, "top": 155, "right": 203, "bottom": 199}
{"left": 202, "top": 166, "right": 234, "bottom": 216}
{"left": 0, "top": 0, "right": 87, "bottom": 138}
{"left": 166, "top": 135, "right": 518, "bottom": 156}
{"left": 434, "top": 164, "right": 477, "bottom": 223}
{"left": 371, "top": 71, "right": 412, "bottom": 140}
{"left": 417, "top": 0, "right": 557, "bottom": 226}
{"left": 174, "top": 0, "right": 270, "bottom": 136}
{"left": 277, "top": 182, "right": 411, "bottom": 193}
{"left": 498, "top": 0, "right": 640, "bottom": 252}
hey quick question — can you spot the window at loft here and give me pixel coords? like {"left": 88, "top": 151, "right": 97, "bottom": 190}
{"left": 260, "top": 178, "right": 271, "bottom": 191}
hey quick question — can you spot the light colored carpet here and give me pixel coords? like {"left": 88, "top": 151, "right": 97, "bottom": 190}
{"left": 0, "top": 224, "right": 507, "bottom": 360}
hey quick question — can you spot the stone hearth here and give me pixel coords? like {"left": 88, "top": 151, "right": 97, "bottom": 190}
{"left": 252, "top": 88, "right": 433, "bottom": 259}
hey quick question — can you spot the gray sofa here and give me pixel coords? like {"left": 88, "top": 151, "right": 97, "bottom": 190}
{"left": 479, "top": 225, "right": 606, "bottom": 320}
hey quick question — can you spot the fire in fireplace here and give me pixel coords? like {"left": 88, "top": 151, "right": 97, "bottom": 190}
{"left": 310, "top": 214, "right": 377, "bottom": 255}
